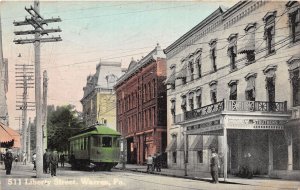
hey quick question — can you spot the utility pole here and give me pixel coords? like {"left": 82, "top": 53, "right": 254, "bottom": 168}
{"left": 13, "top": 0, "right": 62, "bottom": 177}
{"left": 27, "top": 117, "right": 32, "bottom": 162}
{"left": 15, "top": 64, "right": 34, "bottom": 158}
{"left": 42, "top": 70, "right": 48, "bottom": 150}
{"left": 14, "top": 116, "right": 22, "bottom": 134}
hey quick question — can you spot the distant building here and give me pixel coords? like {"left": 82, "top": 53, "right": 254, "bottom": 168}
{"left": 81, "top": 62, "right": 125, "bottom": 129}
{"left": 164, "top": 1, "right": 300, "bottom": 180}
{"left": 115, "top": 44, "right": 167, "bottom": 164}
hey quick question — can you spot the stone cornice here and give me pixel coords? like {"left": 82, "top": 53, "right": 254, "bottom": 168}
{"left": 164, "top": 7, "right": 224, "bottom": 58}
{"left": 114, "top": 44, "right": 165, "bottom": 89}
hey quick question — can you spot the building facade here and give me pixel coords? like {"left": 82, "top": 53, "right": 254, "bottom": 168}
{"left": 81, "top": 62, "right": 125, "bottom": 129}
{"left": 115, "top": 44, "right": 167, "bottom": 164}
{"left": 164, "top": 1, "right": 300, "bottom": 179}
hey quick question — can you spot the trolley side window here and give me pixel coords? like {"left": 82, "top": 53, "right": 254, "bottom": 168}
{"left": 92, "top": 136, "right": 101, "bottom": 147}
{"left": 113, "top": 137, "right": 120, "bottom": 147}
{"left": 102, "top": 137, "right": 112, "bottom": 147}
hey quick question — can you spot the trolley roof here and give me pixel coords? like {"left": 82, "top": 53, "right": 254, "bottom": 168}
{"left": 69, "top": 124, "right": 121, "bottom": 141}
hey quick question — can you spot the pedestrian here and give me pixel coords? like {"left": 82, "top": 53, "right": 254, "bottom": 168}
{"left": 69, "top": 152, "right": 75, "bottom": 170}
{"left": 50, "top": 150, "right": 59, "bottom": 177}
{"left": 152, "top": 154, "right": 157, "bottom": 172}
{"left": 156, "top": 153, "right": 162, "bottom": 172}
{"left": 32, "top": 153, "right": 36, "bottom": 170}
{"left": 43, "top": 149, "right": 51, "bottom": 173}
{"left": 22, "top": 152, "right": 27, "bottom": 165}
{"left": 245, "top": 152, "right": 253, "bottom": 179}
{"left": 60, "top": 154, "right": 65, "bottom": 167}
{"left": 210, "top": 148, "right": 220, "bottom": 184}
{"left": 4, "top": 148, "right": 13, "bottom": 175}
{"left": 146, "top": 155, "right": 153, "bottom": 172}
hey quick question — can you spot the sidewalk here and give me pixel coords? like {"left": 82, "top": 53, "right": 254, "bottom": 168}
{"left": 115, "top": 164, "right": 300, "bottom": 189}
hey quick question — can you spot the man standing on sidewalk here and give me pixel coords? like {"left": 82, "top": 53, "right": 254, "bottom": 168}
{"left": 50, "top": 150, "right": 59, "bottom": 177}
{"left": 210, "top": 148, "right": 220, "bottom": 184}
{"left": 4, "top": 148, "right": 13, "bottom": 175}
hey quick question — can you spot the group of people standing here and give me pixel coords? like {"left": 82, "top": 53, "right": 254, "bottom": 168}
{"left": 146, "top": 153, "right": 162, "bottom": 172}
{"left": 43, "top": 149, "right": 65, "bottom": 177}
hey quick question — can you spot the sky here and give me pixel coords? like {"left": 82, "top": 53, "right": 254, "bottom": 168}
{"left": 0, "top": 0, "right": 237, "bottom": 130}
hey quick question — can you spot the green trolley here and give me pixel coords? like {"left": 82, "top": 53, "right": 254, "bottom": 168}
{"left": 68, "top": 124, "right": 121, "bottom": 171}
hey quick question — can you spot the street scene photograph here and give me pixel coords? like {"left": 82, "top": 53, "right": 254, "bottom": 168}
{"left": 0, "top": 0, "right": 300, "bottom": 189}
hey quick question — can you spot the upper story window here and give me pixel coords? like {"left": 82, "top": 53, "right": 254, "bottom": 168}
{"left": 165, "top": 64, "right": 176, "bottom": 90}
{"left": 287, "top": 56, "right": 300, "bottom": 106}
{"left": 209, "top": 81, "right": 217, "bottom": 104}
{"left": 170, "top": 98, "right": 176, "bottom": 123}
{"left": 188, "top": 60, "right": 194, "bottom": 81}
{"left": 228, "top": 80, "right": 238, "bottom": 100}
{"left": 209, "top": 39, "right": 217, "bottom": 72}
{"left": 245, "top": 73, "right": 257, "bottom": 101}
{"left": 188, "top": 91, "right": 194, "bottom": 110}
{"left": 238, "top": 23, "right": 256, "bottom": 64}
{"left": 195, "top": 55, "right": 201, "bottom": 78}
{"left": 176, "top": 59, "right": 187, "bottom": 85}
{"left": 227, "top": 33, "right": 238, "bottom": 71}
{"left": 286, "top": 1, "right": 300, "bottom": 43}
{"left": 263, "top": 11, "right": 276, "bottom": 55}
{"left": 195, "top": 88, "right": 202, "bottom": 108}
{"left": 263, "top": 65, "right": 277, "bottom": 104}
{"left": 181, "top": 94, "right": 187, "bottom": 113}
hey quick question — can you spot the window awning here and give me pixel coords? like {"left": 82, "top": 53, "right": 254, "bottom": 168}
{"left": 196, "top": 89, "right": 201, "bottom": 96}
{"left": 165, "top": 74, "right": 175, "bottom": 85}
{"left": 238, "top": 27, "right": 255, "bottom": 54}
{"left": 230, "top": 84, "right": 237, "bottom": 96}
{"left": 245, "top": 77, "right": 255, "bottom": 91}
{"left": 166, "top": 137, "right": 177, "bottom": 152}
{"left": 176, "top": 64, "right": 187, "bottom": 79}
{"left": 188, "top": 92, "right": 194, "bottom": 100}
{"left": 203, "top": 136, "right": 218, "bottom": 149}
{"left": 181, "top": 96, "right": 186, "bottom": 106}
{"left": 177, "top": 139, "right": 184, "bottom": 151}
{"left": 189, "top": 135, "right": 203, "bottom": 151}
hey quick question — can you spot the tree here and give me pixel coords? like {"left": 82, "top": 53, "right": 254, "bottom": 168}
{"left": 47, "top": 105, "right": 83, "bottom": 152}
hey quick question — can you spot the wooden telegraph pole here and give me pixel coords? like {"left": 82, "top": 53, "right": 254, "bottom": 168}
{"left": 13, "top": 0, "right": 62, "bottom": 177}
{"left": 42, "top": 70, "right": 48, "bottom": 149}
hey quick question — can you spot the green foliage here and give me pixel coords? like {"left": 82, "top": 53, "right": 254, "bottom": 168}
{"left": 47, "top": 105, "right": 83, "bottom": 152}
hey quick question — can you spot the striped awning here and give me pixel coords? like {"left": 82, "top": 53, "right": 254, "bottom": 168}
{"left": 0, "top": 123, "right": 20, "bottom": 148}
{"left": 238, "top": 27, "right": 255, "bottom": 54}
{"left": 166, "top": 137, "right": 177, "bottom": 152}
{"left": 189, "top": 135, "right": 203, "bottom": 151}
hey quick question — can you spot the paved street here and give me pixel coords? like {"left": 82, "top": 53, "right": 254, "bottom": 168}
{"left": 1, "top": 163, "right": 300, "bottom": 190}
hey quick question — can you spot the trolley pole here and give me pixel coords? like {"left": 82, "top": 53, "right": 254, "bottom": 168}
{"left": 13, "top": 0, "right": 62, "bottom": 177}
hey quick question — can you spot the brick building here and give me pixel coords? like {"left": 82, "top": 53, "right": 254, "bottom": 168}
{"left": 115, "top": 44, "right": 167, "bottom": 164}
{"left": 164, "top": 1, "right": 300, "bottom": 180}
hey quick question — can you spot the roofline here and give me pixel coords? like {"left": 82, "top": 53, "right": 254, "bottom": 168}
{"left": 164, "top": 7, "right": 224, "bottom": 55}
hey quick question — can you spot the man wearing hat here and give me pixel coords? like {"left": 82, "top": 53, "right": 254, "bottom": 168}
{"left": 4, "top": 148, "right": 13, "bottom": 175}
{"left": 210, "top": 148, "right": 220, "bottom": 184}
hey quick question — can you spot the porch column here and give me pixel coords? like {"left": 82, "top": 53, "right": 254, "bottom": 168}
{"left": 183, "top": 131, "right": 188, "bottom": 176}
{"left": 268, "top": 131, "right": 273, "bottom": 175}
{"left": 223, "top": 128, "right": 228, "bottom": 181}
{"left": 287, "top": 130, "right": 293, "bottom": 171}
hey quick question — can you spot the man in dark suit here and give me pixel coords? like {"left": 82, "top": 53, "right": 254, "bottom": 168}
{"left": 4, "top": 149, "right": 13, "bottom": 175}
{"left": 210, "top": 148, "right": 220, "bottom": 184}
{"left": 50, "top": 150, "right": 59, "bottom": 177}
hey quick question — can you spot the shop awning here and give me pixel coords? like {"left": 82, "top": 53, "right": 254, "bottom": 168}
{"left": 177, "top": 139, "right": 184, "bottom": 151}
{"left": 189, "top": 135, "right": 203, "bottom": 151}
{"left": 0, "top": 123, "right": 20, "bottom": 148}
{"left": 166, "top": 137, "right": 177, "bottom": 152}
{"left": 203, "top": 136, "right": 218, "bottom": 149}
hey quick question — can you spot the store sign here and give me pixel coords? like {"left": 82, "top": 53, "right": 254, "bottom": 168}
{"left": 186, "top": 119, "right": 222, "bottom": 134}
{"left": 227, "top": 119, "right": 286, "bottom": 130}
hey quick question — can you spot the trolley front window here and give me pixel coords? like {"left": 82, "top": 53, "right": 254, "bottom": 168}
{"left": 93, "top": 136, "right": 101, "bottom": 147}
{"left": 102, "top": 137, "right": 112, "bottom": 147}
{"left": 113, "top": 137, "right": 120, "bottom": 147}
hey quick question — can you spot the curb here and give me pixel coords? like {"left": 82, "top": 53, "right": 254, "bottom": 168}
{"left": 114, "top": 168, "right": 243, "bottom": 185}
